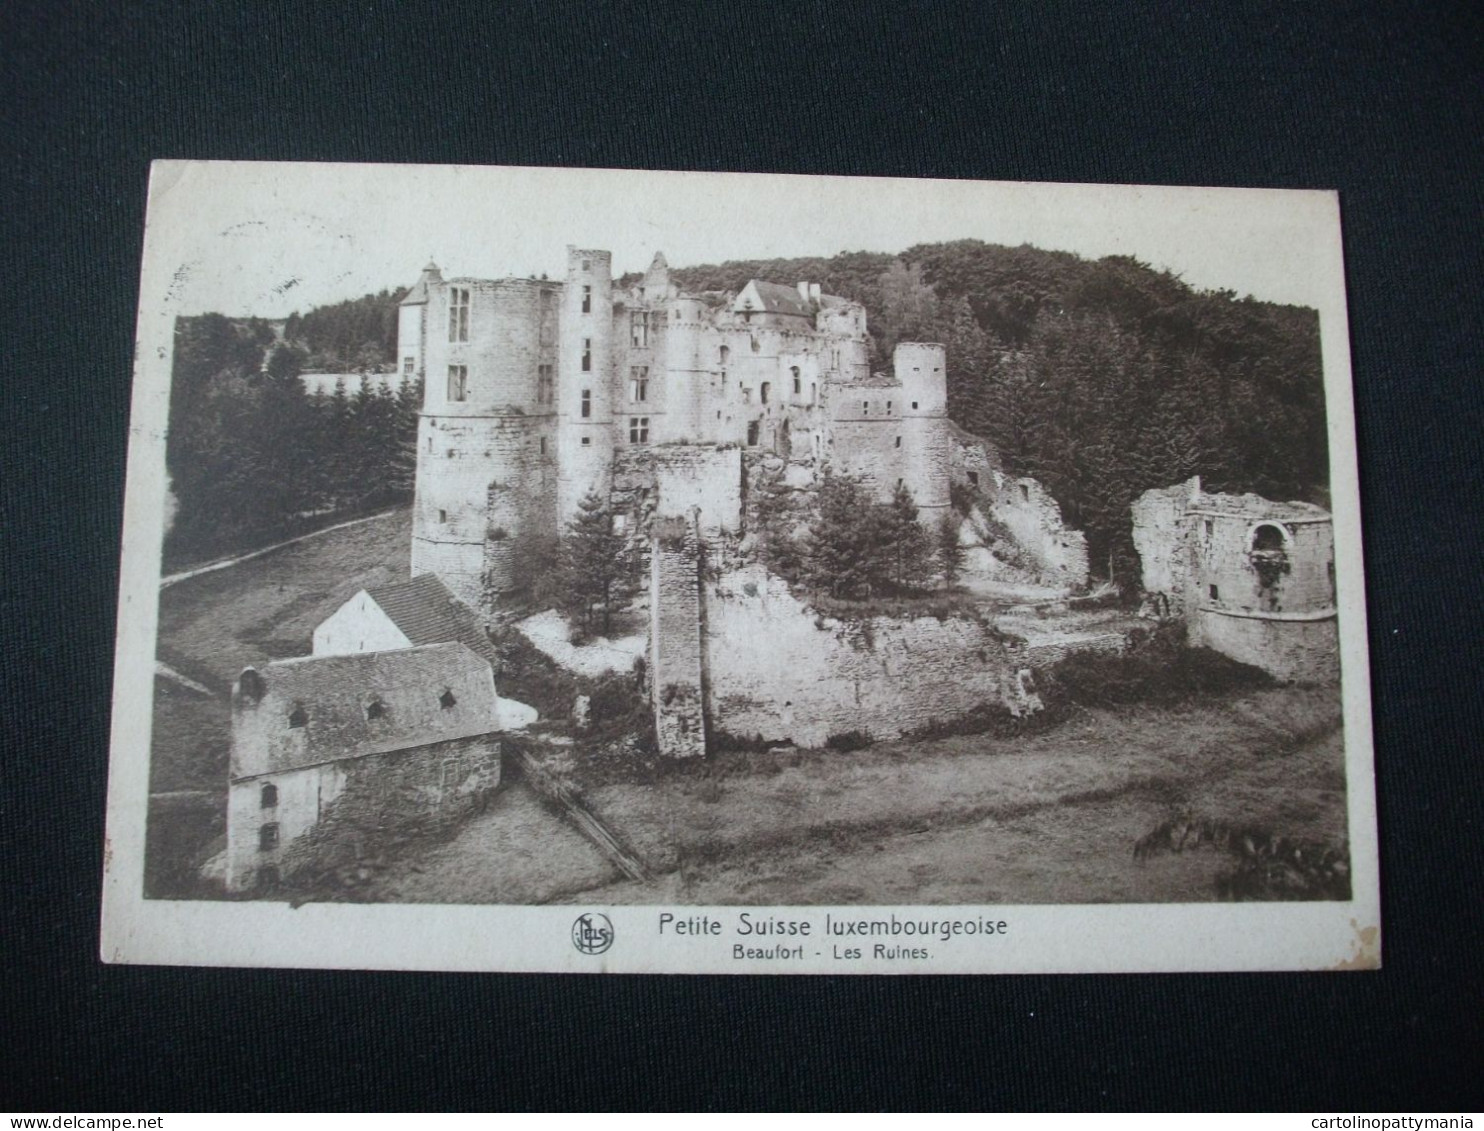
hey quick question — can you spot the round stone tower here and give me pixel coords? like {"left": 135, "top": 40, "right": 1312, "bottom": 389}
{"left": 558, "top": 247, "right": 615, "bottom": 522}
{"left": 411, "top": 275, "right": 560, "bottom": 610}
{"left": 894, "top": 341, "right": 951, "bottom": 520}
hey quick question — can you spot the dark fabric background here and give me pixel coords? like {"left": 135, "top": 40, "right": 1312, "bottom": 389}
{"left": 2, "top": 0, "right": 1481, "bottom": 1112}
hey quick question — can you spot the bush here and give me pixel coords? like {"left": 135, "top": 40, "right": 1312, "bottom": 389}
{"left": 1045, "top": 623, "right": 1273, "bottom": 708}
{"left": 825, "top": 730, "right": 873, "bottom": 752}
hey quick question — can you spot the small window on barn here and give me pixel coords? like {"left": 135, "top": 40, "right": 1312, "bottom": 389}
{"left": 260, "top": 783, "right": 278, "bottom": 809}
{"left": 1209, "top": 584, "right": 1219, "bottom": 601}
{"left": 259, "top": 823, "right": 279, "bottom": 851}
{"left": 439, "top": 689, "right": 457, "bottom": 710}
{"left": 288, "top": 707, "right": 307, "bottom": 729}
{"left": 366, "top": 699, "right": 386, "bottom": 721}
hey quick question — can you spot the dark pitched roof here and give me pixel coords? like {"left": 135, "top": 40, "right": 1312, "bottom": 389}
{"left": 235, "top": 643, "right": 499, "bottom": 775}
{"left": 367, "top": 573, "right": 498, "bottom": 667}
{"left": 746, "top": 280, "right": 816, "bottom": 317}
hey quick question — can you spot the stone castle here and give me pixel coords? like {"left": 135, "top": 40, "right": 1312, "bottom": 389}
{"left": 400, "top": 247, "right": 955, "bottom": 611}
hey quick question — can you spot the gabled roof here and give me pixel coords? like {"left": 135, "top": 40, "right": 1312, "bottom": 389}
{"left": 741, "top": 280, "right": 815, "bottom": 317}
{"left": 233, "top": 643, "right": 499, "bottom": 776}
{"left": 367, "top": 573, "right": 497, "bottom": 667}
{"left": 400, "top": 261, "right": 443, "bottom": 306}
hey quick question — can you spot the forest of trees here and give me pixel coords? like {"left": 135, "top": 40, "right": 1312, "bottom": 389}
{"left": 282, "top": 288, "right": 406, "bottom": 372}
{"left": 166, "top": 312, "right": 419, "bottom": 565}
{"left": 661, "top": 241, "right": 1328, "bottom": 579}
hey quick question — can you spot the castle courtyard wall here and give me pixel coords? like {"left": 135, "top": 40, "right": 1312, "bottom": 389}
{"left": 698, "top": 563, "right": 1027, "bottom": 748}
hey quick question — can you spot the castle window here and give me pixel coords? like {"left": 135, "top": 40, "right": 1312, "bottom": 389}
{"left": 1020, "top": 483, "right": 1030, "bottom": 502}
{"left": 537, "top": 364, "right": 554, "bottom": 404}
{"left": 581, "top": 436, "right": 591, "bottom": 446}
{"left": 895, "top": 436, "right": 902, "bottom": 448}
{"left": 447, "top": 365, "right": 468, "bottom": 402}
{"left": 631, "top": 311, "right": 650, "bottom": 348}
{"left": 259, "top": 823, "right": 279, "bottom": 852}
{"left": 862, "top": 401, "right": 869, "bottom": 415}
{"left": 630, "top": 367, "right": 649, "bottom": 402}
{"left": 967, "top": 471, "right": 979, "bottom": 487}
{"left": 439, "top": 689, "right": 457, "bottom": 710}
{"left": 811, "top": 382, "right": 817, "bottom": 403}
{"left": 581, "top": 259, "right": 590, "bottom": 272}
{"left": 761, "top": 381, "right": 771, "bottom": 405}
{"left": 581, "top": 389, "right": 591, "bottom": 418}
{"left": 791, "top": 367, "right": 801, "bottom": 395}
{"left": 581, "top": 284, "right": 591, "bottom": 313}
{"left": 438, "top": 509, "right": 447, "bottom": 523}
{"left": 403, "top": 357, "right": 415, "bottom": 375}
{"left": 448, "top": 287, "right": 470, "bottom": 343}
{"left": 741, "top": 386, "right": 751, "bottom": 405}
{"left": 426, "top": 436, "right": 432, "bottom": 453}
{"left": 582, "top": 339, "right": 591, "bottom": 372}
{"left": 747, "top": 421, "right": 759, "bottom": 447}
{"left": 260, "top": 783, "right": 278, "bottom": 809}
{"left": 719, "top": 345, "right": 730, "bottom": 365}
{"left": 1209, "top": 584, "right": 1220, "bottom": 601}
{"left": 886, "top": 401, "right": 893, "bottom": 413}
{"left": 540, "top": 437, "right": 547, "bottom": 454}
{"left": 288, "top": 707, "right": 307, "bottom": 729}
{"left": 911, "top": 401, "right": 919, "bottom": 410}
{"left": 366, "top": 699, "right": 386, "bottom": 721}
{"left": 1203, "top": 518, "right": 1214, "bottom": 539}
{"left": 629, "top": 417, "right": 650, "bottom": 444}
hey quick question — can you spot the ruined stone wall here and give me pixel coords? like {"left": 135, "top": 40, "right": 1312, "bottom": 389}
{"left": 701, "top": 563, "right": 1027, "bottom": 747}
{"left": 986, "top": 473, "right": 1091, "bottom": 588}
{"left": 651, "top": 446, "right": 743, "bottom": 534}
{"left": 947, "top": 424, "right": 1003, "bottom": 489}
{"left": 226, "top": 734, "right": 502, "bottom": 891}
{"left": 649, "top": 521, "right": 706, "bottom": 758}
{"left": 1130, "top": 482, "right": 1194, "bottom": 613}
{"left": 1195, "top": 609, "right": 1339, "bottom": 683}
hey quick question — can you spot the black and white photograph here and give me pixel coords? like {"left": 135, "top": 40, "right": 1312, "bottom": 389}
{"left": 101, "top": 162, "right": 1377, "bottom": 973}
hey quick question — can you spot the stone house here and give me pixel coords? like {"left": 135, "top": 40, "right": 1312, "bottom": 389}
{"left": 1131, "top": 476, "right": 1339, "bottom": 682}
{"left": 312, "top": 572, "right": 498, "bottom": 668}
{"left": 225, "top": 643, "right": 503, "bottom": 892}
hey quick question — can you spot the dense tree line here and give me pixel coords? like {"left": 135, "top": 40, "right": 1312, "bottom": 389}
{"left": 166, "top": 313, "right": 420, "bottom": 564}
{"left": 666, "top": 241, "right": 1327, "bottom": 579}
{"left": 282, "top": 288, "right": 406, "bottom": 371}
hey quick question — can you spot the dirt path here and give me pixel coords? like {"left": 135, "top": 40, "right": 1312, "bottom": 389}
{"left": 160, "top": 509, "right": 402, "bottom": 589}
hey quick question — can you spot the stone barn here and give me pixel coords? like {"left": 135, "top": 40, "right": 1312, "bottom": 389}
{"left": 225, "top": 642, "right": 503, "bottom": 893}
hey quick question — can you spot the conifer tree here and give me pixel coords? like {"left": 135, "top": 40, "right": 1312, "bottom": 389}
{"left": 883, "top": 482, "right": 932, "bottom": 592}
{"left": 803, "top": 473, "right": 884, "bottom": 599}
{"left": 937, "top": 512, "right": 965, "bottom": 589}
{"left": 559, "top": 489, "right": 639, "bottom": 636}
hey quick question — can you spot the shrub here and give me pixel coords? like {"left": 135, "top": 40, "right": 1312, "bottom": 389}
{"left": 825, "top": 730, "right": 872, "bottom": 752}
{"left": 1045, "top": 623, "right": 1273, "bottom": 708}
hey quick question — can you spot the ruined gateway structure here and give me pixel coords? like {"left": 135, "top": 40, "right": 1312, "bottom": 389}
{"left": 1131, "top": 477, "right": 1339, "bottom": 683}
{"left": 399, "top": 246, "right": 1104, "bottom": 756}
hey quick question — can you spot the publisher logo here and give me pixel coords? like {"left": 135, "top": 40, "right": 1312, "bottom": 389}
{"left": 572, "top": 912, "right": 614, "bottom": 955}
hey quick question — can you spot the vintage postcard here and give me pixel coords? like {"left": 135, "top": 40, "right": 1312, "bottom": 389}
{"left": 101, "top": 161, "right": 1379, "bottom": 972}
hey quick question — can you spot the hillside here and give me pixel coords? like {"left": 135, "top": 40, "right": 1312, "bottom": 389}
{"left": 647, "top": 241, "right": 1327, "bottom": 577}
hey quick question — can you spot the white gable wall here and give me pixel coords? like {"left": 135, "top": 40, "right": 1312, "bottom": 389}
{"left": 312, "top": 592, "right": 414, "bottom": 657}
